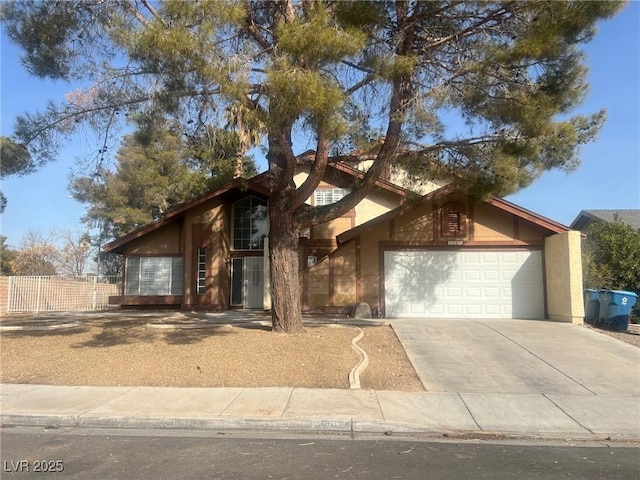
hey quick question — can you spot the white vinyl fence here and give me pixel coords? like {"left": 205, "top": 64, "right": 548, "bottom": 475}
{"left": 6, "top": 276, "right": 121, "bottom": 314}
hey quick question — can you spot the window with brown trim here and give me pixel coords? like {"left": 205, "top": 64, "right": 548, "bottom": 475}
{"left": 125, "top": 257, "right": 183, "bottom": 295}
{"left": 232, "top": 196, "right": 267, "bottom": 250}
{"left": 196, "top": 247, "right": 207, "bottom": 295}
{"left": 314, "top": 188, "right": 350, "bottom": 206}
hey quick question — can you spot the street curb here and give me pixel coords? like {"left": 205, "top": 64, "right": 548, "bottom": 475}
{"left": 3, "top": 413, "right": 639, "bottom": 443}
{"left": 0, "top": 413, "right": 412, "bottom": 434}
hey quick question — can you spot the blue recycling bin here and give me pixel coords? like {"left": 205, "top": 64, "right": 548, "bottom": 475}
{"left": 596, "top": 290, "right": 609, "bottom": 327}
{"left": 598, "top": 290, "right": 638, "bottom": 332}
{"left": 583, "top": 289, "right": 600, "bottom": 324}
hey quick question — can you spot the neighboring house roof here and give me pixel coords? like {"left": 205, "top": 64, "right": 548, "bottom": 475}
{"left": 570, "top": 209, "right": 640, "bottom": 231}
{"left": 337, "top": 185, "right": 571, "bottom": 245}
{"left": 103, "top": 178, "right": 269, "bottom": 254}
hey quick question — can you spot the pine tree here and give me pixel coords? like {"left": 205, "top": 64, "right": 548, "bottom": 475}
{"left": 1, "top": 1, "right": 624, "bottom": 332}
{"left": 70, "top": 124, "right": 257, "bottom": 238}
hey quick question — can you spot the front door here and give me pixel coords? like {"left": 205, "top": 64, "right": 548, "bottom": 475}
{"left": 231, "top": 257, "right": 264, "bottom": 309}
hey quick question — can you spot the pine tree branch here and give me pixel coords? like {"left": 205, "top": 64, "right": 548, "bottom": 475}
{"left": 140, "top": 0, "right": 163, "bottom": 24}
{"left": 243, "top": 0, "right": 272, "bottom": 51}
{"left": 297, "top": 3, "right": 417, "bottom": 228}
{"left": 121, "top": 0, "right": 150, "bottom": 27}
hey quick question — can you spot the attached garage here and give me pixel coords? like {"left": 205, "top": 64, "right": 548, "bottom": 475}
{"left": 384, "top": 249, "right": 545, "bottom": 319}
{"left": 306, "top": 189, "right": 585, "bottom": 324}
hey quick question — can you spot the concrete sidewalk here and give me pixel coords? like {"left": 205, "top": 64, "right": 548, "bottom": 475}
{"left": 1, "top": 383, "right": 639, "bottom": 440}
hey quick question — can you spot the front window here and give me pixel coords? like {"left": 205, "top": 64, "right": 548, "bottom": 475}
{"left": 314, "top": 188, "right": 350, "bottom": 206}
{"left": 125, "top": 257, "right": 183, "bottom": 295}
{"left": 233, "top": 196, "right": 267, "bottom": 250}
{"left": 196, "top": 248, "right": 206, "bottom": 295}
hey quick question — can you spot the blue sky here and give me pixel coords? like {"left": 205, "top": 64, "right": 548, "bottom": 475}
{"left": 1, "top": 3, "right": 639, "bottom": 248}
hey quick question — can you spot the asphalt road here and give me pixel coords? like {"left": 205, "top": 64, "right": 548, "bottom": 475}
{"left": 1, "top": 427, "right": 638, "bottom": 480}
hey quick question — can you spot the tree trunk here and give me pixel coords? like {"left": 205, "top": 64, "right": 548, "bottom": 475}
{"left": 269, "top": 196, "right": 304, "bottom": 333}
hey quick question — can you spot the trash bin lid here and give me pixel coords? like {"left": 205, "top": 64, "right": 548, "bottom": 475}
{"left": 610, "top": 290, "right": 638, "bottom": 298}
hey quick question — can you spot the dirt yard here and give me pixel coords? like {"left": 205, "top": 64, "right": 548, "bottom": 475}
{"left": 583, "top": 322, "right": 640, "bottom": 349}
{"left": 0, "top": 312, "right": 424, "bottom": 391}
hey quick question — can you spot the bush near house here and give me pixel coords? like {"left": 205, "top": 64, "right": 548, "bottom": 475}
{"left": 582, "top": 220, "right": 640, "bottom": 323}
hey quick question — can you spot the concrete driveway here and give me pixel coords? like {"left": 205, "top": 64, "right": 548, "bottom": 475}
{"left": 391, "top": 319, "right": 640, "bottom": 396}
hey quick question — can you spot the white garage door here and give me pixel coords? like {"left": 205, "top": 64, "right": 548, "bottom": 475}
{"left": 384, "top": 250, "right": 544, "bottom": 319}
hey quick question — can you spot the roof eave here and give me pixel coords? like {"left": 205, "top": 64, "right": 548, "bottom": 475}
{"left": 337, "top": 184, "right": 456, "bottom": 245}
{"left": 485, "top": 197, "right": 571, "bottom": 234}
{"left": 103, "top": 178, "right": 269, "bottom": 254}
{"left": 337, "top": 187, "right": 572, "bottom": 246}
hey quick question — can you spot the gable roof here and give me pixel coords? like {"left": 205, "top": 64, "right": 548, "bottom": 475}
{"left": 103, "top": 159, "right": 416, "bottom": 254}
{"left": 570, "top": 209, "right": 640, "bottom": 231}
{"left": 484, "top": 197, "right": 571, "bottom": 233}
{"left": 103, "top": 178, "right": 269, "bottom": 254}
{"left": 294, "top": 151, "right": 419, "bottom": 199}
{"left": 337, "top": 185, "right": 570, "bottom": 245}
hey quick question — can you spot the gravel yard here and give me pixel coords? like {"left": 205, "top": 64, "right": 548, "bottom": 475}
{"left": 0, "top": 312, "right": 424, "bottom": 391}
{"left": 583, "top": 322, "right": 640, "bottom": 348}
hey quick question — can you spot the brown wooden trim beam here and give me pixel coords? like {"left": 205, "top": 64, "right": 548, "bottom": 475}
{"left": 108, "top": 295, "right": 182, "bottom": 306}
{"left": 355, "top": 237, "right": 362, "bottom": 303}
{"left": 329, "top": 255, "right": 335, "bottom": 307}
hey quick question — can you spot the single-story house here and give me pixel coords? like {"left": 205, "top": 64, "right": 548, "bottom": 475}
{"left": 104, "top": 159, "right": 585, "bottom": 323}
{"left": 570, "top": 209, "right": 640, "bottom": 232}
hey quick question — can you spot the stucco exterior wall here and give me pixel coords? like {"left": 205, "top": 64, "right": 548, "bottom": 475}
{"left": 124, "top": 222, "right": 182, "bottom": 255}
{"left": 518, "top": 220, "right": 548, "bottom": 242}
{"left": 293, "top": 171, "right": 310, "bottom": 192}
{"left": 293, "top": 170, "right": 402, "bottom": 237}
{"left": 332, "top": 242, "right": 357, "bottom": 306}
{"left": 312, "top": 216, "right": 353, "bottom": 239}
{"left": 359, "top": 223, "right": 389, "bottom": 307}
{"left": 355, "top": 191, "right": 400, "bottom": 226}
{"left": 302, "top": 241, "right": 357, "bottom": 309}
{"left": 472, "top": 203, "right": 515, "bottom": 241}
{"left": 545, "top": 231, "right": 584, "bottom": 324}
{"left": 356, "top": 160, "right": 450, "bottom": 195}
{"left": 307, "top": 256, "right": 330, "bottom": 307}
{"left": 393, "top": 203, "right": 435, "bottom": 241}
